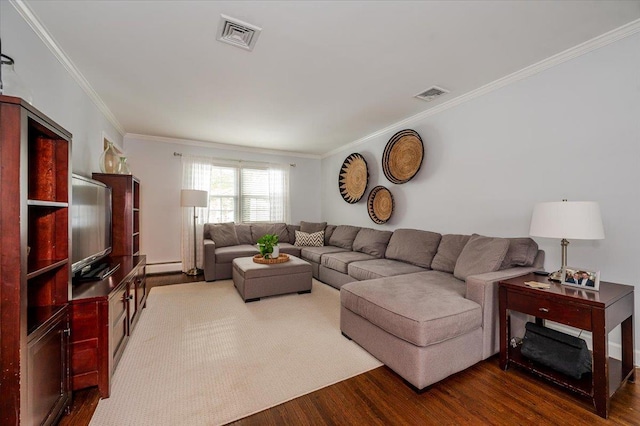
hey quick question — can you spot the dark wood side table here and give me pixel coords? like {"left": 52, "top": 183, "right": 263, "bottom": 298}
{"left": 499, "top": 273, "right": 634, "bottom": 419}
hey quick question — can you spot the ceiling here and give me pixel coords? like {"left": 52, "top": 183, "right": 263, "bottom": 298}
{"left": 23, "top": 1, "right": 640, "bottom": 156}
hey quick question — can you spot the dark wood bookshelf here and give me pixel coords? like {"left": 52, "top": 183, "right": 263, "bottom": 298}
{"left": 0, "top": 95, "right": 72, "bottom": 425}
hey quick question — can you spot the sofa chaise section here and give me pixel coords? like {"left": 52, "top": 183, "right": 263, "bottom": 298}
{"left": 340, "top": 234, "right": 544, "bottom": 390}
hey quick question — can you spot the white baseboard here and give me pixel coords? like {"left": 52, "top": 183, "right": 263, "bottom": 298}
{"left": 147, "top": 262, "right": 182, "bottom": 274}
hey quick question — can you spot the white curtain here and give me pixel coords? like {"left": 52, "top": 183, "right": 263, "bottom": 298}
{"left": 268, "top": 164, "right": 290, "bottom": 223}
{"left": 181, "top": 156, "right": 213, "bottom": 273}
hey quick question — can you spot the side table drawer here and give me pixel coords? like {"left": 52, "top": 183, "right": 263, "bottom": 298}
{"left": 507, "top": 291, "right": 592, "bottom": 330}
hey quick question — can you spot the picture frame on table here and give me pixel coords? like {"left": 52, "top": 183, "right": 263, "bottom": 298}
{"left": 561, "top": 266, "right": 600, "bottom": 291}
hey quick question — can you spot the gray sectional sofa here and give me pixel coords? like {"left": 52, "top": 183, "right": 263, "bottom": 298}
{"left": 202, "top": 221, "right": 544, "bottom": 390}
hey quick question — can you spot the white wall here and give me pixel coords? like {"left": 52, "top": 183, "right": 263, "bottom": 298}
{"left": 322, "top": 32, "right": 640, "bottom": 354}
{"left": 1, "top": 3, "right": 123, "bottom": 176}
{"left": 124, "top": 135, "right": 322, "bottom": 271}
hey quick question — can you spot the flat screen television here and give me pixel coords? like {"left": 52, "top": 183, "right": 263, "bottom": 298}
{"left": 71, "top": 174, "right": 114, "bottom": 280}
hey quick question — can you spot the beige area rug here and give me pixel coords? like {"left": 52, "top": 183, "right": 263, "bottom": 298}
{"left": 89, "top": 279, "right": 382, "bottom": 425}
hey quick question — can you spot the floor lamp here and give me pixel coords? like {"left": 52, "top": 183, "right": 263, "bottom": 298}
{"left": 181, "top": 189, "right": 208, "bottom": 276}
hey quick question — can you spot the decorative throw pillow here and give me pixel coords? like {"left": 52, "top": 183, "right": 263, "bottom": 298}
{"left": 294, "top": 230, "right": 325, "bottom": 247}
{"left": 208, "top": 222, "right": 239, "bottom": 248}
{"left": 453, "top": 234, "right": 510, "bottom": 281}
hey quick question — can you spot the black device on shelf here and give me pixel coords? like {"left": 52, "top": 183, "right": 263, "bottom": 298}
{"left": 73, "top": 261, "right": 120, "bottom": 282}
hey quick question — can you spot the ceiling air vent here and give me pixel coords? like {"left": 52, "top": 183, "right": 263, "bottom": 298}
{"left": 415, "top": 86, "right": 449, "bottom": 102}
{"left": 217, "top": 14, "right": 262, "bottom": 51}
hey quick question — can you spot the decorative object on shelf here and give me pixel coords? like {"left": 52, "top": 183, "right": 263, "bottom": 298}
{"left": 561, "top": 266, "right": 600, "bottom": 291}
{"left": 252, "top": 253, "right": 290, "bottom": 264}
{"left": 0, "top": 53, "right": 34, "bottom": 104}
{"left": 367, "top": 185, "right": 394, "bottom": 224}
{"left": 529, "top": 200, "right": 604, "bottom": 281}
{"left": 338, "top": 153, "right": 369, "bottom": 203}
{"left": 181, "top": 189, "right": 209, "bottom": 276}
{"left": 382, "top": 129, "right": 424, "bottom": 184}
{"left": 99, "top": 141, "right": 120, "bottom": 173}
{"left": 257, "top": 233, "right": 279, "bottom": 259}
{"left": 116, "top": 156, "right": 131, "bottom": 174}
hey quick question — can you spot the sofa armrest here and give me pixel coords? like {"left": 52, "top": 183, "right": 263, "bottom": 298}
{"left": 203, "top": 238, "right": 216, "bottom": 281}
{"left": 465, "top": 265, "right": 540, "bottom": 359}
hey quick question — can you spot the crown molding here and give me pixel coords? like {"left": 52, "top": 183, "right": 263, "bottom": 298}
{"left": 125, "top": 133, "right": 322, "bottom": 160}
{"left": 322, "top": 18, "right": 640, "bottom": 159}
{"left": 11, "top": 0, "right": 126, "bottom": 136}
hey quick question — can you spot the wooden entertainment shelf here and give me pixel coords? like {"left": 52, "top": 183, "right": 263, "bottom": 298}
{"left": 0, "top": 95, "right": 72, "bottom": 425}
{"left": 70, "top": 255, "right": 147, "bottom": 398}
{"left": 92, "top": 173, "right": 141, "bottom": 256}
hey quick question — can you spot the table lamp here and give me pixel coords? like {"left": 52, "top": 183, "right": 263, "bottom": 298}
{"left": 181, "top": 189, "right": 208, "bottom": 276}
{"left": 529, "top": 200, "right": 604, "bottom": 281}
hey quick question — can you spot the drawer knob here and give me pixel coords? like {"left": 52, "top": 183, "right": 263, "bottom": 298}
{"left": 539, "top": 307, "right": 549, "bottom": 313}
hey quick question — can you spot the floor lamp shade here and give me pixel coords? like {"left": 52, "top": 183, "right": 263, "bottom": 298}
{"left": 181, "top": 189, "right": 208, "bottom": 208}
{"left": 181, "top": 189, "right": 208, "bottom": 276}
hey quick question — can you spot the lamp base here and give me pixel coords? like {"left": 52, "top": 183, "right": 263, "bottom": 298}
{"left": 185, "top": 267, "right": 203, "bottom": 276}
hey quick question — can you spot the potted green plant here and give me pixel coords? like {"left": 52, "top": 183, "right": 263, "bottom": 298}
{"left": 257, "top": 234, "right": 279, "bottom": 259}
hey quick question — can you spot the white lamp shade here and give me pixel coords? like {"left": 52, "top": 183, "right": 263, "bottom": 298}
{"left": 529, "top": 201, "right": 604, "bottom": 240}
{"left": 181, "top": 189, "right": 208, "bottom": 207}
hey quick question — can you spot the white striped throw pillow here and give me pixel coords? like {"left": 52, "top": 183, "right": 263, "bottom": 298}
{"left": 294, "top": 230, "right": 324, "bottom": 247}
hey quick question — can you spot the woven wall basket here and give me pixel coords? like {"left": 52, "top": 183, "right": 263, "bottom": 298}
{"left": 338, "top": 153, "right": 369, "bottom": 204}
{"left": 367, "top": 185, "right": 394, "bottom": 224}
{"left": 382, "top": 129, "right": 424, "bottom": 184}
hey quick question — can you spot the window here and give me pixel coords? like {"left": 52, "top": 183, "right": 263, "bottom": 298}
{"left": 183, "top": 156, "right": 289, "bottom": 224}
{"left": 208, "top": 166, "right": 238, "bottom": 223}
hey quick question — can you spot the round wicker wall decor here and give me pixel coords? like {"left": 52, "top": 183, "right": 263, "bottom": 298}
{"left": 338, "top": 153, "right": 369, "bottom": 204}
{"left": 382, "top": 129, "right": 424, "bottom": 184}
{"left": 367, "top": 186, "right": 394, "bottom": 224}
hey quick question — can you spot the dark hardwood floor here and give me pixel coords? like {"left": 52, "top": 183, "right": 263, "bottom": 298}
{"left": 60, "top": 273, "right": 640, "bottom": 425}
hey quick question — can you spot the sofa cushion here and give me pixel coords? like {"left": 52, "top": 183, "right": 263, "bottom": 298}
{"left": 300, "top": 246, "right": 348, "bottom": 264}
{"left": 251, "top": 223, "right": 290, "bottom": 244}
{"left": 324, "top": 225, "right": 337, "bottom": 245}
{"left": 501, "top": 237, "right": 539, "bottom": 268}
{"left": 214, "top": 244, "right": 259, "bottom": 263}
{"left": 275, "top": 242, "right": 301, "bottom": 258}
{"left": 236, "top": 224, "right": 253, "bottom": 244}
{"left": 385, "top": 229, "right": 442, "bottom": 269}
{"left": 431, "top": 234, "right": 471, "bottom": 273}
{"left": 206, "top": 222, "right": 239, "bottom": 248}
{"left": 300, "top": 221, "right": 327, "bottom": 233}
{"left": 294, "top": 230, "right": 325, "bottom": 247}
{"left": 321, "top": 251, "right": 376, "bottom": 274}
{"left": 329, "top": 225, "right": 361, "bottom": 250}
{"left": 287, "top": 225, "right": 300, "bottom": 243}
{"left": 341, "top": 271, "right": 482, "bottom": 347}
{"left": 352, "top": 228, "right": 393, "bottom": 258}
{"left": 454, "top": 234, "right": 510, "bottom": 281}
{"left": 348, "top": 259, "right": 426, "bottom": 281}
